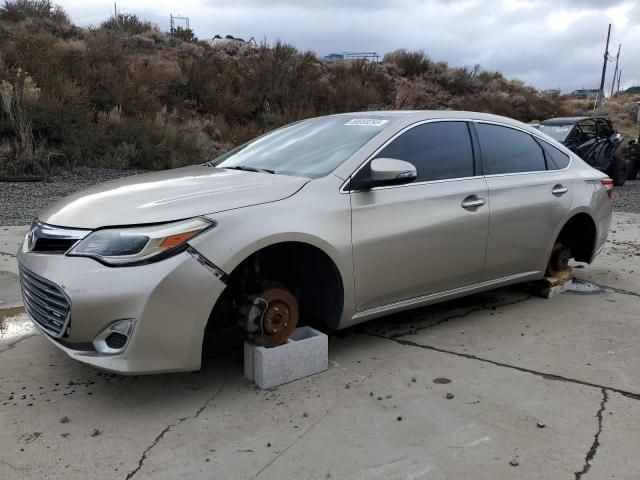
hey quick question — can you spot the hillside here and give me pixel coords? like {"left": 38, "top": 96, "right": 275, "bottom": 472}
{"left": 0, "top": 0, "right": 638, "bottom": 176}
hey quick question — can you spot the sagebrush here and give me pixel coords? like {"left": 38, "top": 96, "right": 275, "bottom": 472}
{"left": 0, "top": 0, "right": 637, "bottom": 176}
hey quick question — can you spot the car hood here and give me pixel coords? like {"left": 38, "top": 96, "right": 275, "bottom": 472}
{"left": 38, "top": 166, "right": 309, "bottom": 229}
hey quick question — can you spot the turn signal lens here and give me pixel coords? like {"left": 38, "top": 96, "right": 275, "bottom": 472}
{"left": 601, "top": 178, "right": 614, "bottom": 199}
{"left": 159, "top": 230, "right": 201, "bottom": 248}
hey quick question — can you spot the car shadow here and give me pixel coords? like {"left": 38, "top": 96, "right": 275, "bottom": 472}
{"left": 3, "top": 284, "right": 535, "bottom": 414}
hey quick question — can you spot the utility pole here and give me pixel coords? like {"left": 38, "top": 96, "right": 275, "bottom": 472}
{"left": 114, "top": 2, "right": 117, "bottom": 17}
{"left": 596, "top": 23, "right": 611, "bottom": 109}
{"left": 610, "top": 43, "right": 621, "bottom": 97}
{"left": 169, "top": 14, "right": 190, "bottom": 37}
{"left": 617, "top": 68, "right": 622, "bottom": 93}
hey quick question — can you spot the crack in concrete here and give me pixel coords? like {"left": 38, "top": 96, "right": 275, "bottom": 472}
{"left": 0, "top": 458, "right": 30, "bottom": 471}
{"left": 362, "top": 332, "right": 640, "bottom": 401}
{"left": 599, "top": 284, "right": 640, "bottom": 300}
{"left": 125, "top": 381, "right": 228, "bottom": 480}
{"left": 251, "top": 393, "right": 345, "bottom": 479}
{"left": 0, "top": 251, "right": 16, "bottom": 258}
{"left": 386, "top": 295, "right": 533, "bottom": 338}
{"left": 574, "top": 389, "right": 608, "bottom": 480}
{"left": 0, "top": 334, "right": 39, "bottom": 355}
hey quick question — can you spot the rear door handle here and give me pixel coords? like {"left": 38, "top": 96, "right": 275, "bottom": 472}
{"left": 461, "top": 195, "right": 486, "bottom": 211}
{"left": 552, "top": 184, "right": 569, "bottom": 196}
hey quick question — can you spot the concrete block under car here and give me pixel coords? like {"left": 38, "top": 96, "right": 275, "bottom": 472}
{"left": 244, "top": 326, "right": 328, "bottom": 389}
{"left": 527, "top": 267, "right": 573, "bottom": 298}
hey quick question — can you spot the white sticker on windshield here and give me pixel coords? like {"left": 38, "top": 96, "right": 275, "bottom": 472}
{"left": 345, "top": 119, "right": 389, "bottom": 127}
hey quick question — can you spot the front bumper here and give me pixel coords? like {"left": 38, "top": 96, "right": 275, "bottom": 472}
{"left": 17, "top": 246, "right": 226, "bottom": 374}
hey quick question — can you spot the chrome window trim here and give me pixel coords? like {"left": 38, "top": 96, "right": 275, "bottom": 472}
{"left": 340, "top": 117, "right": 574, "bottom": 193}
{"left": 340, "top": 118, "right": 476, "bottom": 194}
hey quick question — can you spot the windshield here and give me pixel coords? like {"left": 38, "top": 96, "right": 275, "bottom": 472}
{"left": 538, "top": 124, "right": 572, "bottom": 142}
{"left": 210, "top": 116, "right": 391, "bottom": 178}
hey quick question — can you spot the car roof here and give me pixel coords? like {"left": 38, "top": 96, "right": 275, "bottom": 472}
{"left": 332, "top": 110, "right": 538, "bottom": 127}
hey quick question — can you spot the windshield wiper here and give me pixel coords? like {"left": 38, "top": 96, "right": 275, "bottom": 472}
{"left": 223, "top": 165, "right": 275, "bottom": 174}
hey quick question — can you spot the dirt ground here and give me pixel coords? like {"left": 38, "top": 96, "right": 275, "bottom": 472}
{"left": 1, "top": 213, "right": 639, "bottom": 479}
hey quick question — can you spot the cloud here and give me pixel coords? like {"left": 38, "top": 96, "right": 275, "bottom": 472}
{"left": 56, "top": 0, "right": 640, "bottom": 91}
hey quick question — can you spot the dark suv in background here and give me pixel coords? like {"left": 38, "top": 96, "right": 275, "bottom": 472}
{"left": 538, "top": 116, "right": 627, "bottom": 185}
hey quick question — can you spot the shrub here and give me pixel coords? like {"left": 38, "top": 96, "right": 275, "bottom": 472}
{"left": 101, "top": 13, "right": 157, "bottom": 35}
{"left": 0, "top": 0, "right": 69, "bottom": 24}
{"left": 383, "top": 49, "right": 430, "bottom": 77}
{"left": 0, "top": 5, "right": 619, "bottom": 173}
{"left": 172, "top": 26, "right": 197, "bottom": 43}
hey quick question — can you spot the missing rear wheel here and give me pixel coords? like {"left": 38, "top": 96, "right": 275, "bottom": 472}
{"left": 547, "top": 242, "right": 571, "bottom": 277}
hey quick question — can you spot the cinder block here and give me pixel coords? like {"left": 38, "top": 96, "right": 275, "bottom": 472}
{"left": 528, "top": 267, "right": 573, "bottom": 299}
{"left": 244, "top": 326, "right": 328, "bottom": 389}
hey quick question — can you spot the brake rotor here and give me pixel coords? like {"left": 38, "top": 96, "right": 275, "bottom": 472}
{"left": 250, "top": 287, "right": 299, "bottom": 348}
{"left": 548, "top": 243, "right": 571, "bottom": 277}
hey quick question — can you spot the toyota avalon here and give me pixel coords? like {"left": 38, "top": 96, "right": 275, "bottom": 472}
{"left": 17, "top": 111, "right": 613, "bottom": 374}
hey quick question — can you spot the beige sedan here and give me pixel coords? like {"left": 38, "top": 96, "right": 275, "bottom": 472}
{"left": 17, "top": 111, "right": 613, "bottom": 374}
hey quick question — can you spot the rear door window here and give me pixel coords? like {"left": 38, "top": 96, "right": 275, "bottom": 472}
{"left": 539, "top": 141, "right": 571, "bottom": 170}
{"left": 373, "top": 121, "right": 475, "bottom": 182}
{"left": 476, "top": 123, "right": 546, "bottom": 174}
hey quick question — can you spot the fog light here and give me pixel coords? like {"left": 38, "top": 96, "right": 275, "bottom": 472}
{"left": 93, "top": 319, "right": 135, "bottom": 354}
{"left": 105, "top": 332, "right": 128, "bottom": 350}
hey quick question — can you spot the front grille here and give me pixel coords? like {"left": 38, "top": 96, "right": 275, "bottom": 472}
{"left": 32, "top": 238, "right": 78, "bottom": 253}
{"left": 19, "top": 266, "right": 71, "bottom": 337}
{"left": 25, "top": 221, "right": 89, "bottom": 255}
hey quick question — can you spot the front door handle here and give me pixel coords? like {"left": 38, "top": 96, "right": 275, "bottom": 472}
{"left": 461, "top": 195, "right": 486, "bottom": 211}
{"left": 552, "top": 184, "right": 569, "bottom": 196}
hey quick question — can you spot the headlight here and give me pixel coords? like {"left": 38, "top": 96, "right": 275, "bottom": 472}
{"left": 67, "top": 218, "right": 214, "bottom": 266}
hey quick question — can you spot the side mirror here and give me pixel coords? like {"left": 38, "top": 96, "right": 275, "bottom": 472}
{"left": 370, "top": 158, "right": 417, "bottom": 183}
{"left": 349, "top": 158, "right": 417, "bottom": 190}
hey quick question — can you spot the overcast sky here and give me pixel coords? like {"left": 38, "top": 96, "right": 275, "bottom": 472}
{"left": 57, "top": 0, "right": 640, "bottom": 93}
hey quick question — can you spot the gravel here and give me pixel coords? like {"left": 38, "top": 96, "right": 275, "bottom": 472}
{"left": 611, "top": 179, "right": 640, "bottom": 214}
{"left": 0, "top": 169, "right": 639, "bottom": 226}
{"left": 0, "top": 168, "right": 144, "bottom": 226}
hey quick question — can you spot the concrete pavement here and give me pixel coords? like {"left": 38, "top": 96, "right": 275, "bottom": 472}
{"left": 1, "top": 214, "right": 639, "bottom": 479}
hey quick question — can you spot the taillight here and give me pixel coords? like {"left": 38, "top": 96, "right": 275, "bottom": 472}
{"left": 601, "top": 178, "right": 614, "bottom": 199}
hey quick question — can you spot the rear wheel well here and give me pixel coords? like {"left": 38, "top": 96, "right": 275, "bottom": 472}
{"left": 207, "top": 242, "right": 344, "bottom": 333}
{"left": 555, "top": 213, "right": 597, "bottom": 263}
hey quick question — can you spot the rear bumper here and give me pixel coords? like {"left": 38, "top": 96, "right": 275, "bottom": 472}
{"left": 17, "top": 245, "right": 226, "bottom": 374}
{"left": 592, "top": 200, "right": 613, "bottom": 263}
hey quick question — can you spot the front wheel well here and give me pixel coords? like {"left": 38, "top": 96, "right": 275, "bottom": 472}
{"left": 208, "top": 242, "right": 344, "bottom": 333}
{"left": 555, "top": 213, "right": 597, "bottom": 263}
